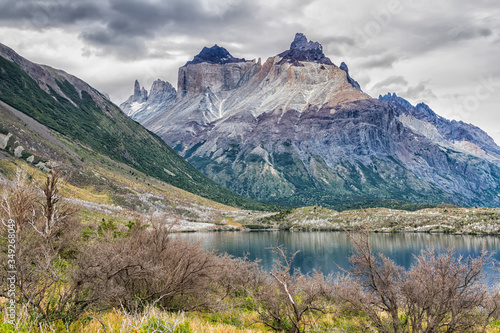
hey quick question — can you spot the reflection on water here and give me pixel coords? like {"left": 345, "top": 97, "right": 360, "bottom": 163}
{"left": 178, "top": 231, "right": 500, "bottom": 277}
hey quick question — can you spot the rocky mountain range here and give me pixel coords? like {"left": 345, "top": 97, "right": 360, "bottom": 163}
{"left": 121, "top": 33, "right": 500, "bottom": 208}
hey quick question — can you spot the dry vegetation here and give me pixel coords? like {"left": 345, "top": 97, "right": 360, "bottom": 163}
{"left": 335, "top": 223, "right": 500, "bottom": 332}
{"left": 255, "top": 206, "right": 500, "bottom": 235}
{"left": 0, "top": 169, "right": 500, "bottom": 332}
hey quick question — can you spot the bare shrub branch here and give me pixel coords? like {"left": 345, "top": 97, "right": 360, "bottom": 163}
{"left": 251, "top": 245, "right": 331, "bottom": 333}
{"left": 335, "top": 223, "right": 496, "bottom": 333}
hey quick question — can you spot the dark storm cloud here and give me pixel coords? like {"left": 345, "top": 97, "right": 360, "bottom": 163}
{"left": 0, "top": 1, "right": 103, "bottom": 27}
{"left": 77, "top": 0, "right": 253, "bottom": 58}
{"left": 0, "top": 0, "right": 261, "bottom": 59}
{"left": 1, "top": 0, "right": 497, "bottom": 62}
{"left": 0, "top": 0, "right": 319, "bottom": 61}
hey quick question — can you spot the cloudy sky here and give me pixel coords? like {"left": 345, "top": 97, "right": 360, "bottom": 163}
{"left": 1, "top": 0, "right": 499, "bottom": 142}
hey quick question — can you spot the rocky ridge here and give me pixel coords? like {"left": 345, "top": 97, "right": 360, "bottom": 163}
{"left": 340, "top": 62, "right": 362, "bottom": 92}
{"left": 122, "top": 79, "right": 176, "bottom": 120}
{"left": 379, "top": 93, "right": 500, "bottom": 164}
{"left": 0, "top": 43, "right": 110, "bottom": 108}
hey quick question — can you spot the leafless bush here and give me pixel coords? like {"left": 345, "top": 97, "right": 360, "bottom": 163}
{"left": 0, "top": 169, "right": 267, "bottom": 324}
{"left": 33, "top": 169, "right": 77, "bottom": 241}
{"left": 211, "top": 253, "right": 267, "bottom": 311}
{"left": 0, "top": 168, "right": 83, "bottom": 323}
{"left": 251, "top": 246, "right": 331, "bottom": 333}
{"left": 0, "top": 168, "right": 38, "bottom": 234}
{"left": 336, "top": 223, "right": 404, "bottom": 332}
{"left": 335, "top": 223, "right": 498, "bottom": 333}
{"left": 75, "top": 216, "right": 264, "bottom": 313}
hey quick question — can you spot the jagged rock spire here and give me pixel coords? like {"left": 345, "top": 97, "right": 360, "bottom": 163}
{"left": 132, "top": 80, "right": 148, "bottom": 102}
{"left": 133, "top": 80, "right": 141, "bottom": 99}
{"left": 340, "top": 62, "right": 362, "bottom": 92}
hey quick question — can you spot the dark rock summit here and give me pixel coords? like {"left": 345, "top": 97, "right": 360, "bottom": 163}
{"left": 278, "top": 33, "right": 334, "bottom": 66}
{"left": 185, "top": 45, "right": 245, "bottom": 66}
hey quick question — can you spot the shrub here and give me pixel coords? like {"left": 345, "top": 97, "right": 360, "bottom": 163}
{"left": 334, "top": 223, "right": 499, "bottom": 333}
{"left": 250, "top": 246, "right": 332, "bottom": 333}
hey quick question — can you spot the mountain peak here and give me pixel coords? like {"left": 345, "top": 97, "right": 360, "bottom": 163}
{"left": 278, "top": 33, "right": 334, "bottom": 66}
{"left": 185, "top": 44, "right": 245, "bottom": 66}
{"left": 290, "top": 32, "right": 309, "bottom": 49}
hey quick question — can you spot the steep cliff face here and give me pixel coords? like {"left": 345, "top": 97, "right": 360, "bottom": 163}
{"left": 177, "top": 61, "right": 258, "bottom": 97}
{"left": 177, "top": 44, "right": 256, "bottom": 97}
{"left": 120, "top": 34, "right": 500, "bottom": 208}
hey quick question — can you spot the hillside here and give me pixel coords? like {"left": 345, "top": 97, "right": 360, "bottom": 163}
{"left": 0, "top": 43, "right": 270, "bottom": 211}
{"left": 0, "top": 99, "right": 275, "bottom": 230}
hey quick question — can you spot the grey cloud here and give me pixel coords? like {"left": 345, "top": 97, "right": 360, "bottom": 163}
{"left": 372, "top": 76, "right": 408, "bottom": 90}
{"left": 447, "top": 26, "right": 493, "bottom": 42}
{"left": 360, "top": 53, "right": 399, "bottom": 69}
{"left": 388, "top": 2, "right": 499, "bottom": 58}
{"left": 325, "top": 36, "right": 355, "bottom": 44}
{"left": 322, "top": 35, "right": 356, "bottom": 59}
{"left": 0, "top": 0, "right": 315, "bottom": 60}
{"left": 401, "top": 82, "right": 437, "bottom": 102}
{"left": 0, "top": 1, "right": 103, "bottom": 28}
{"left": 322, "top": 35, "right": 356, "bottom": 48}
{"left": 86, "top": 0, "right": 279, "bottom": 59}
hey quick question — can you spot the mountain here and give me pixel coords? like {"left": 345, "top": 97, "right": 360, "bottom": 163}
{"left": 0, "top": 43, "right": 270, "bottom": 210}
{"left": 379, "top": 93, "right": 500, "bottom": 163}
{"left": 120, "top": 33, "right": 500, "bottom": 208}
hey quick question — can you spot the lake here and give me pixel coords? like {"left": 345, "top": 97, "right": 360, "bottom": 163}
{"left": 179, "top": 231, "right": 500, "bottom": 277}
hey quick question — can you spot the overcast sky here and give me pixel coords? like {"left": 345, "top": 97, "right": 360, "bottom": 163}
{"left": 1, "top": 0, "right": 499, "bottom": 142}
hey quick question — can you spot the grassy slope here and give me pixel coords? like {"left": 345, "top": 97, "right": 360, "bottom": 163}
{"left": 0, "top": 55, "right": 273, "bottom": 210}
{"left": 0, "top": 101, "right": 273, "bottom": 228}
